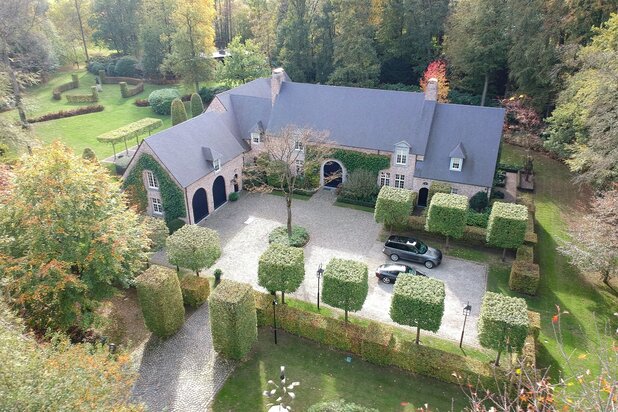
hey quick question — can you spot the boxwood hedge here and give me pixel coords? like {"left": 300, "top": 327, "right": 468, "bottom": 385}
{"left": 516, "top": 245, "right": 534, "bottom": 263}
{"left": 390, "top": 275, "right": 445, "bottom": 343}
{"left": 180, "top": 276, "right": 210, "bottom": 307}
{"left": 209, "top": 280, "right": 257, "bottom": 359}
{"left": 322, "top": 258, "right": 368, "bottom": 322}
{"left": 425, "top": 193, "right": 468, "bottom": 245}
{"left": 166, "top": 225, "right": 221, "bottom": 275}
{"left": 428, "top": 182, "right": 451, "bottom": 205}
{"left": 135, "top": 265, "right": 185, "bottom": 338}
{"left": 478, "top": 291, "right": 529, "bottom": 365}
{"left": 258, "top": 243, "right": 305, "bottom": 303}
{"left": 509, "top": 260, "right": 540, "bottom": 295}
{"left": 486, "top": 202, "right": 528, "bottom": 250}
{"left": 374, "top": 186, "right": 416, "bottom": 228}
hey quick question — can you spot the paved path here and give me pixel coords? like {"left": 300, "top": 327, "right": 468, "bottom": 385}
{"left": 131, "top": 304, "right": 237, "bottom": 411}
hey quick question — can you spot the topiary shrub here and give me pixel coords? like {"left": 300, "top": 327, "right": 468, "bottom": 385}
{"left": 425, "top": 193, "right": 468, "bottom": 248}
{"left": 229, "top": 191, "right": 239, "bottom": 201}
{"left": 213, "top": 268, "right": 223, "bottom": 286}
{"left": 170, "top": 98, "right": 188, "bottom": 125}
{"left": 209, "top": 280, "right": 257, "bottom": 359}
{"left": 516, "top": 245, "right": 534, "bottom": 263}
{"left": 308, "top": 400, "right": 379, "bottom": 412}
{"left": 114, "top": 56, "right": 139, "bottom": 78}
{"left": 180, "top": 276, "right": 210, "bottom": 307}
{"left": 486, "top": 202, "right": 529, "bottom": 259}
{"left": 374, "top": 186, "right": 416, "bottom": 229}
{"left": 190, "top": 93, "right": 204, "bottom": 117}
{"left": 166, "top": 225, "right": 221, "bottom": 275}
{"left": 167, "top": 218, "right": 185, "bottom": 234}
{"left": 148, "top": 88, "right": 181, "bottom": 115}
{"left": 390, "top": 275, "right": 445, "bottom": 344}
{"left": 428, "top": 182, "right": 451, "bottom": 205}
{"left": 528, "top": 310, "right": 541, "bottom": 340}
{"left": 469, "top": 191, "right": 489, "bottom": 212}
{"left": 478, "top": 291, "right": 529, "bottom": 366}
{"left": 509, "top": 260, "right": 540, "bottom": 295}
{"left": 142, "top": 215, "right": 169, "bottom": 252}
{"left": 81, "top": 148, "right": 97, "bottom": 162}
{"left": 268, "top": 225, "right": 309, "bottom": 247}
{"left": 135, "top": 265, "right": 185, "bottom": 338}
{"left": 322, "top": 258, "right": 368, "bottom": 322}
{"left": 258, "top": 243, "right": 305, "bottom": 303}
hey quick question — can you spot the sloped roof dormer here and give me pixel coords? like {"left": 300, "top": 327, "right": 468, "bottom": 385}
{"left": 248, "top": 120, "right": 264, "bottom": 135}
{"left": 449, "top": 142, "right": 467, "bottom": 159}
{"left": 202, "top": 146, "right": 222, "bottom": 163}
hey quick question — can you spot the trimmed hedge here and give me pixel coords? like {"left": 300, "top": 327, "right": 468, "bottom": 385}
{"left": 180, "top": 276, "right": 210, "bottom": 307}
{"left": 374, "top": 186, "right": 416, "bottom": 228}
{"left": 509, "top": 260, "right": 540, "bottom": 295}
{"left": 97, "top": 118, "right": 162, "bottom": 147}
{"left": 516, "top": 245, "right": 534, "bottom": 263}
{"left": 336, "top": 196, "right": 376, "bottom": 208}
{"left": 390, "top": 275, "right": 445, "bottom": 341}
{"left": 166, "top": 225, "right": 221, "bottom": 275}
{"left": 322, "top": 258, "right": 368, "bottom": 322}
{"left": 268, "top": 225, "right": 309, "bottom": 247}
{"left": 190, "top": 93, "right": 204, "bottom": 117}
{"left": 528, "top": 310, "right": 541, "bottom": 340}
{"left": 148, "top": 88, "right": 181, "bottom": 115}
{"left": 466, "top": 208, "right": 490, "bottom": 228}
{"left": 486, "top": 202, "right": 529, "bottom": 250}
{"left": 428, "top": 182, "right": 451, "bottom": 205}
{"left": 425, "top": 193, "right": 468, "bottom": 240}
{"left": 209, "top": 280, "right": 257, "bottom": 359}
{"left": 52, "top": 74, "right": 79, "bottom": 100}
{"left": 478, "top": 292, "right": 529, "bottom": 363}
{"left": 469, "top": 191, "right": 489, "bottom": 212}
{"left": 27, "top": 105, "right": 104, "bottom": 123}
{"left": 258, "top": 243, "right": 305, "bottom": 300}
{"left": 135, "top": 265, "right": 185, "bottom": 338}
{"left": 65, "top": 86, "right": 99, "bottom": 103}
{"left": 171, "top": 98, "right": 188, "bottom": 125}
{"left": 119, "top": 81, "right": 144, "bottom": 98}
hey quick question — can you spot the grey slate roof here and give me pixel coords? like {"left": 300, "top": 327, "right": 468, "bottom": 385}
{"left": 449, "top": 142, "right": 467, "bottom": 159}
{"left": 202, "top": 146, "right": 222, "bottom": 162}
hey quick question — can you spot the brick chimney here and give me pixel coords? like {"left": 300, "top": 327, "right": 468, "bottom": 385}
{"left": 425, "top": 78, "right": 438, "bottom": 101}
{"left": 271, "top": 67, "right": 287, "bottom": 105}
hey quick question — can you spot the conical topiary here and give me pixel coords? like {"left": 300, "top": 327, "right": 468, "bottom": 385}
{"left": 171, "top": 98, "right": 188, "bottom": 126}
{"left": 190, "top": 93, "right": 204, "bottom": 117}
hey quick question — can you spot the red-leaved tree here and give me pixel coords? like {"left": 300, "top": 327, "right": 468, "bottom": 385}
{"left": 420, "top": 60, "right": 450, "bottom": 103}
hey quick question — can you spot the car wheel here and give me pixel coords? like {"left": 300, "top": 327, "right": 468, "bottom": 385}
{"left": 381, "top": 277, "right": 391, "bottom": 284}
{"left": 390, "top": 254, "right": 400, "bottom": 262}
{"left": 424, "top": 260, "right": 435, "bottom": 269}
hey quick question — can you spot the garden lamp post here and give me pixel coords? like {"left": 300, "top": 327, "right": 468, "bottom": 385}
{"left": 460, "top": 302, "right": 472, "bottom": 348}
{"left": 273, "top": 298, "right": 278, "bottom": 345}
{"left": 316, "top": 263, "right": 324, "bottom": 311}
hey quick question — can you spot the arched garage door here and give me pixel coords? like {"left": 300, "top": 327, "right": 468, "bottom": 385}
{"left": 192, "top": 188, "right": 209, "bottom": 223}
{"left": 213, "top": 175, "right": 227, "bottom": 209}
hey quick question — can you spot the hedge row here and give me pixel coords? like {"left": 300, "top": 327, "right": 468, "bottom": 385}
{"left": 486, "top": 202, "right": 529, "bottom": 250}
{"left": 180, "top": 276, "right": 210, "bottom": 307}
{"left": 428, "top": 182, "right": 451, "bottom": 205}
{"left": 65, "top": 86, "right": 99, "bottom": 103}
{"left": 336, "top": 196, "right": 376, "bottom": 209}
{"left": 374, "top": 186, "right": 416, "bottom": 228}
{"left": 516, "top": 245, "right": 534, "bottom": 263}
{"left": 119, "top": 81, "right": 144, "bottom": 98}
{"left": 26, "top": 105, "right": 104, "bottom": 123}
{"left": 509, "top": 261, "right": 540, "bottom": 295}
{"left": 425, "top": 193, "right": 468, "bottom": 240}
{"left": 52, "top": 74, "right": 79, "bottom": 100}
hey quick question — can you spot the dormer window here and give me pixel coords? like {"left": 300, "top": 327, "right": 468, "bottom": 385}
{"left": 294, "top": 140, "right": 304, "bottom": 151}
{"left": 450, "top": 157, "right": 463, "bottom": 171}
{"left": 213, "top": 159, "right": 221, "bottom": 172}
{"left": 395, "top": 147, "right": 408, "bottom": 165}
{"left": 251, "top": 132, "right": 261, "bottom": 144}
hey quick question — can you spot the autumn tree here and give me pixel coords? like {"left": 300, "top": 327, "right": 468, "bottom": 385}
{"left": 420, "top": 60, "right": 449, "bottom": 102}
{"left": 216, "top": 36, "right": 269, "bottom": 86}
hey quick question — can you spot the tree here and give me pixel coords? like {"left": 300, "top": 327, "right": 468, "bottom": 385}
{"left": 276, "top": 0, "right": 313, "bottom": 82}
{"left": 0, "top": 142, "right": 150, "bottom": 334}
{"left": 47, "top": 0, "right": 93, "bottom": 66}
{"left": 312, "top": 0, "right": 335, "bottom": 84}
{"left": 425, "top": 193, "right": 468, "bottom": 249}
{"left": 142, "top": 216, "right": 169, "bottom": 253}
{"left": 390, "top": 275, "right": 445, "bottom": 344}
{"left": 165, "top": 224, "right": 221, "bottom": 275}
{"left": 247, "top": 0, "right": 277, "bottom": 66}
{"left": 258, "top": 243, "right": 305, "bottom": 304}
{"left": 90, "top": 0, "right": 140, "bottom": 55}
{"left": 328, "top": 0, "right": 379, "bottom": 87}
{"left": 139, "top": 0, "right": 176, "bottom": 78}
{"left": 559, "top": 187, "right": 618, "bottom": 290}
{"left": 321, "top": 258, "right": 368, "bottom": 323}
{"left": 443, "top": 0, "right": 509, "bottom": 106}
{"left": 216, "top": 36, "right": 269, "bottom": 86}
{"left": 170, "top": 98, "right": 188, "bottom": 125}
{"left": 190, "top": 92, "right": 204, "bottom": 117}
{"left": 420, "top": 60, "right": 449, "bottom": 103}
{"left": 163, "top": 0, "right": 216, "bottom": 92}
{"left": 469, "top": 191, "right": 489, "bottom": 212}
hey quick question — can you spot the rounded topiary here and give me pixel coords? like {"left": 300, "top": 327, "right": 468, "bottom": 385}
{"left": 180, "top": 276, "right": 211, "bottom": 307}
{"left": 170, "top": 98, "right": 188, "bottom": 126}
{"left": 268, "top": 225, "right": 309, "bottom": 247}
{"left": 106, "top": 61, "right": 117, "bottom": 76}
{"left": 229, "top": 192, "right": 239, "bottom": 201}
{"left": 190, "top": 93, "right": 204, "bottom": 117}
{"left": 167, "top": 218, "right": 185, "bottom": 234}
{"left": 258, "top": 243, "right": 305, "bottom": 303}
{"left": 469, "top": 191, "right": 489, "bottom": 212}
{"left": 82, "top": 148, "right": 97, "bottom": 162}
{"left": 148, "top": 88, "right": 181, "bottom": 115}
{"left": 166, "top": 225, "right": 221, "bottom": 275}
{"left": 114, "top": 56, "right": 140, "bottom": 77}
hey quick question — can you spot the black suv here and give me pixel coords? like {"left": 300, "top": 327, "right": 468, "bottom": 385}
{"left": 382, "top": 235, "right": 442, "bottom": 269}
{"left": 375, "top": 263, "right": 426, "bottom": 284}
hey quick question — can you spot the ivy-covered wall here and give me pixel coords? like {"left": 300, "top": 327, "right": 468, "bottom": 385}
{"left": 330, "top": 148, "right": 391, "bottom": 177}
{"left": 123, "top": 153, "right": 187, "bottom": 225}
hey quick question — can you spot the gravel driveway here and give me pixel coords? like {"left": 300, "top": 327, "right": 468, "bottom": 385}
{"left": 198, "top": 190, "right": 487, "bottom": 346}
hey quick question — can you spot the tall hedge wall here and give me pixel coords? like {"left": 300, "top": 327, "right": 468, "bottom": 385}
{"left": 122, "top": 153, "right": 186, "bottom": 226}
{"left": 425, "top": 193, "right": 468, "bottom": 239}
{"left": 486, "top": 202, "right": 528, "bottom": 249}
{"left": 374, "top": 186, "right": 416, "bottom": 228}
{"left": 509, "top": 260, "right": 540, "bottom": 295}
{"left": 322, "top": 258, "right": 368, "bottom": 321}
{"left": 428, "top": 182, "right": 452, "bottom": 205}
{"left": 135, "top": 265, "right": 185, "bottom": 338}
{"left": 478, "top": 292, "right": 529, "bottom": 359}
{"left": 258, "top": 243, "right": 305, "bottom": 299}
{"left": 209, "top": 280, "right": 257, "bottom": 360}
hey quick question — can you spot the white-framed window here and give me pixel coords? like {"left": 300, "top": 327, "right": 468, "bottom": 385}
{"left": 146, "top": 171, "right": 159, "bottom": 189}
{"left": 294, "top": 140, "right": 304, "bottom": 151}
{"left": 395, "top": 147, "right": 408, "bottom": 165}
{"left": 295, "top": 159, "right": 304, "bottom": 175}
{"left": 251, "top": 132, "right": 261, "bottom": 144}
{"left": 151, "top": 197, "right": 163, "bottom": 214}
{"left": 395, "top": 174, "right": 405, "bottom": 188}
{"left": 450, "top": 157, "right": 463, "bottom": 171}
{"left": 213, "top": 159, "right": 221, "bottom": 172}
{"left": 379, "top": 172, "right": 390, "bottom": 187}
{"left": 451, "top": 188, "right": 459, "bottom": 194}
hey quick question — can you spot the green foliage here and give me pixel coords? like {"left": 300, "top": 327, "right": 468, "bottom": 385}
{"left": 217, "top": 36, "right": 270, "bottom": 86}
{"left": 486, "top": 202, "right": 529, "bottom": 249}
{"left": 467, "top": 208, "right": 490, "bottom": 228}
{"left": 509, "top": 260, "right": 540, "bottom": 295}
{"left": 198, "top": 84, "right": 230, "bottom": 104}
{"left": 97, "top": 118, "right": 162, "bottom": 145}
{"left": 135, "top": 265, "right": 185, "bottom": 338}
{"left": 428, "top": 182, "right": 452, "bottom": 205}
{"left": 308, "top": 400, "right": 379, "bottom": 412}
{"left": 339, "top": 169, "right": 379, "bottom": 201}
{"left": 469, "top": 191, "right": 489, "bottom": 212}
{"left": 140, "top": 0, "right": 177, "bottom": 78}
{"left": 91, "top": 0, "right": 140, "bottom": 55}
{"left": 229, "top": 191, "right": 239, "bottom": 201}
{"left": 119, "top": 80, "right": 145, "bottom": 98}
{"left": 122, "top": 153, "right": 186, "bottom": 225}
{"left": 170, "top": 98, "right": 188, "bottom": 125}
{"left": 180, "top": 275, "right": 210, "bottom": 307}
{"left": 258, "top": 243, "right": 305, "bottom": 296}
{"left": 425, "top": 193, "right": 468, "bottom": 239}
{"left": 360, "top": 321, "right": 393, "bottom": 366}
{"left": 82, "top": 148, "right": 97, "bottom": 162}
{"left": 329, "top": 148, "right": 390, "bottom": 177}
{"left": 322, "top": 258, "right": 368, "bottom": 320}
{"left": 167, "top": 218, "right": 186, "bottom": 234}
{"left": 374, "top": 186, "right": 416, "bottom": 228}
{"left": 209, "top": 280, "right": 257, "bottom": 359}
{"left": 277, "top": 0, "right": 313, "bottom": 82}
{"left": 142, "top": 216, "right": 169, "bottom": 252}
{"left": 390, "top": 275, "right": 445, "bottom": 334}
{"left": 65, "top": 86, "right": 99, "bottom": 103}
{"left": 189, "top": 93, "right": 204, "bottom": 117}
{"left": 52, "top": 74, "right": 79, "bottom": 100}
{"left": 166, "top": 225, "right": 221, "bottom": 274}
{"left": 478, "top": 292, "right": 529, "bottom": 355}
{"left": 114, "top": 56, "right": 140, "bottom": 78}
{"left": 148, "top": 88, "right": 181, "bottom": 115}
{"left": 516, "top": 245, "right": 534, "bottom": 263}
{"left": 268, "top": 225, "right": 310, "bottom": 247}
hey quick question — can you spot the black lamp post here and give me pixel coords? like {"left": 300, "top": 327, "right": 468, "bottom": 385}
{"left": 316, "top": 263, "right": 324, "bottom": 311}
{"left": 460, "top": 301, "right": 472, "bottom": 349}
{"left": 272, "top": 298, "right": 278, "bottom": 345}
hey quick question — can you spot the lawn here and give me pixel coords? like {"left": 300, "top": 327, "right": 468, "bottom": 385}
{"left": 212, "top": 329, "right": 466, "bottom": 412}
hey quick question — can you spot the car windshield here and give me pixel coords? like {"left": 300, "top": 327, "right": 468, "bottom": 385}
{"left": 414, "top": 240, "right": 428, "bottom": 254}
{"left": 405, "top": 267, "right": 416, "bottom": 274}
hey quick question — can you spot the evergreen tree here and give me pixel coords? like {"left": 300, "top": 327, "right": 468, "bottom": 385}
{"left": 190, "top": 92, "right": 204, "bottom": 117}
{"left": 247, "top": 0, "right": 277, "bottom": 66}
{"left": 312, "top": 0, "right": 335, "bottom": 84}
{"left": 90, "top": 0, "right": 140, "bottom": 55}
{"left": 171, "top": 98, "right": 188, "bottom": 125}
{"left": 277, "top": 0, "right": 313, "bottom": 82}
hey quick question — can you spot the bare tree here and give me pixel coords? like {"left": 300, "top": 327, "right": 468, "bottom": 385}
{"left": 244, "top": 125, "right": 334, "bottom": 237}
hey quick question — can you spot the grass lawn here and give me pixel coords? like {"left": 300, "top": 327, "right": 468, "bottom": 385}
{"left": 212, "top": 329, "right": 466, "bottom": 412}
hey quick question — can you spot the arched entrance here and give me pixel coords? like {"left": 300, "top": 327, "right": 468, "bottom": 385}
{"left": 192, "top": 188, "right": 209, "bottom": 223}
{"left": 323, "top": 160, "right": 343, "bottom": 188}
{"left": 418, "top": 187, "right": 429, "bottom": 207}
{"left": 213, "top": 175, "right": 227, "bottom": 209}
